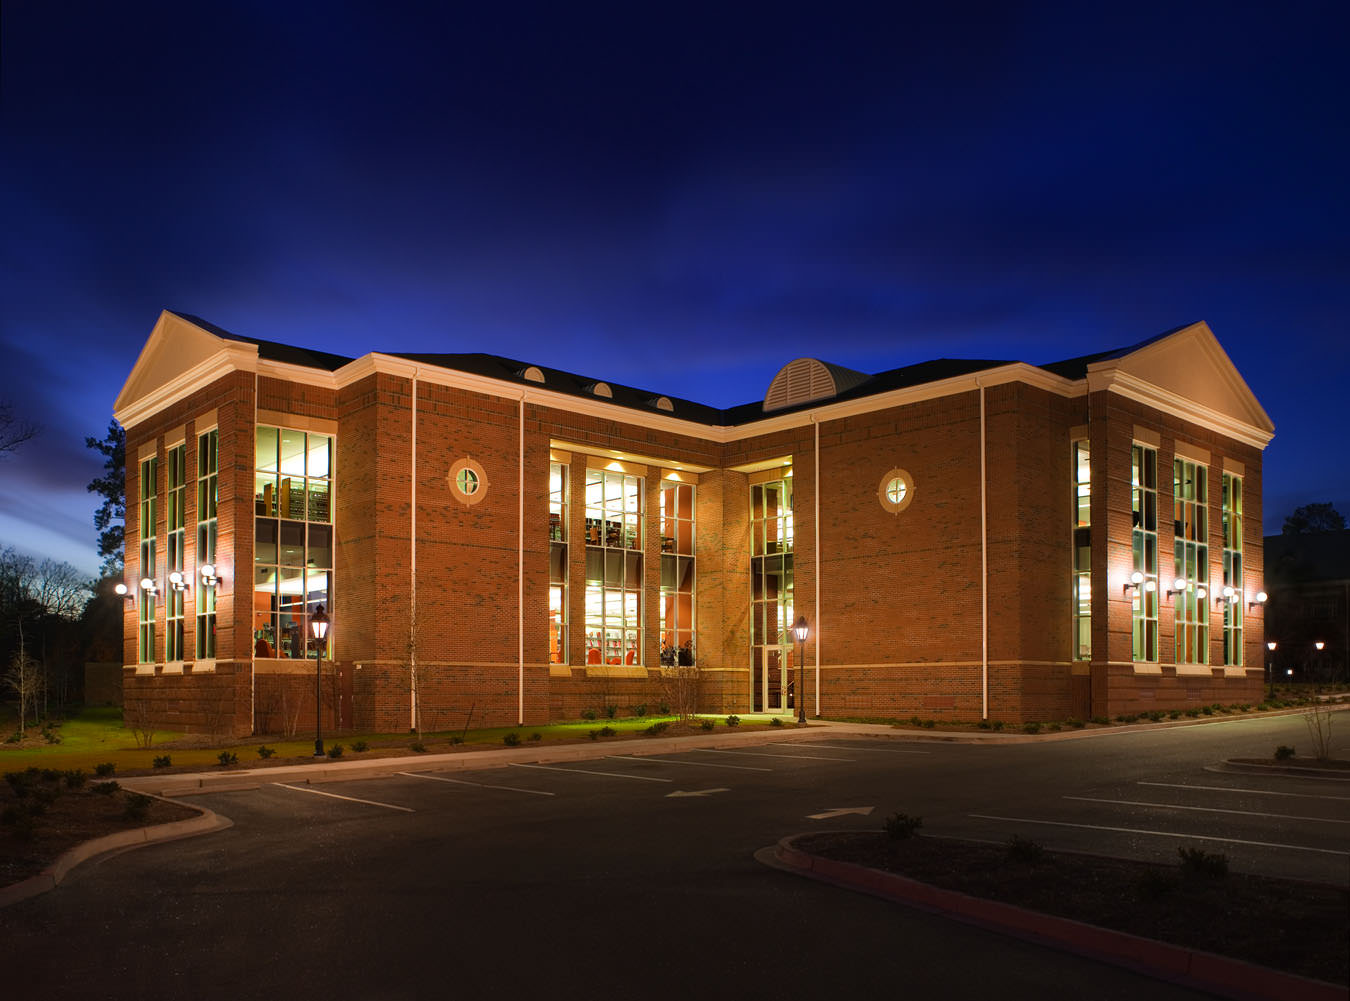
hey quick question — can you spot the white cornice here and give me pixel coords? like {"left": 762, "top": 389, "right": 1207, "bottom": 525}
{"left": 114, "top": 343, "right": 257, "bottom": 429}
{"left": 1088, "top": 369, "right": 1275, "bottom": 449}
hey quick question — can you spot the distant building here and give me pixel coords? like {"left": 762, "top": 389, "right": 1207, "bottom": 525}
{"left": 113, "top": 312, "right": 1274, "bottom": 735}
{"left": 1264, "top": 530, "right": 1350, "bottom": 683}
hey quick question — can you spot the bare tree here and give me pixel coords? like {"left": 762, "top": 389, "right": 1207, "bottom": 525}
{"left": 5, "top": 620, "right": 44, "bottom": 734}
{"left": 0, "top": 401, "right": 38, "bottom": 457}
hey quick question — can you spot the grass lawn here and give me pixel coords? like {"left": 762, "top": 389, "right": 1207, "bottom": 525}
{"left": 0, "top": 705, "right": 777, "bottom": 776}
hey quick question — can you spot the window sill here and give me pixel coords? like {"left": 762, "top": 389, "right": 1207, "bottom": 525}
{"left": 585, "top": 664, "right": 647, "bottom": 679}
{"left": 1222, "top": 667, "right": 1249, "bottom": 678}
{"left": 1174, "top": 664, "right": 1214, "bottom": 677}
{"left": 162, "top": 661, "right": 185, "bottom": 675}
{"left": 134, "top": 663, "right": 156, "bottom": 676}
{"left": 1131, "top": 663, "right": 1163, "bottom": 675}
{"left": 190, "top": 659, "right": 216, "bottom": 674}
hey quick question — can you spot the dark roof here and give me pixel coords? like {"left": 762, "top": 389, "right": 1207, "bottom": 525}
{"left": 173, "top": 310, "right": 1191, "bottom": 428}
{"left": 1037, "top": 323, "right": 1195, "bottom": 379}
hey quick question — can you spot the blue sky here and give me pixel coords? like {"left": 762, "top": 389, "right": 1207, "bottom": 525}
{"left": 2, "top": 1, "right": 1347, "bottom": 578}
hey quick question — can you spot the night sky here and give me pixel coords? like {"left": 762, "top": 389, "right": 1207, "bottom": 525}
{"left": 2, "top": 1, "right": 1347, "bottom": 578}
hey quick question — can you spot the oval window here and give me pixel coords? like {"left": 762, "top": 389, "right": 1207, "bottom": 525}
{"left": 878, "top": 468, "right": 915, "bottom": 514}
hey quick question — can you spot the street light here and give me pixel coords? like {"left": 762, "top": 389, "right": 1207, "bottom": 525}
{"left": 1266, "top": 640, "right": 1276, "bottom": 692}
{"left": 310, "top": 605, "right": 329, "bottom": 757}
{"left": 792, "top": 615, "right": 809, "bottom": 725}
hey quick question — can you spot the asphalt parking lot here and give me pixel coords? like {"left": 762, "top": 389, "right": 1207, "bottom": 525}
{"left": 3, "top": 712, "right": 1345, "bottom": 1000}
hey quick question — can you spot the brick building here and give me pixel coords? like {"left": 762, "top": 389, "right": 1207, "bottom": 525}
{"left": 114, "top": 311, "right": 1274, "bottom": 735}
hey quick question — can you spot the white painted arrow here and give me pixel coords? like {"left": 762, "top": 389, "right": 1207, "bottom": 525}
{"left": 666, "top": 787, "right": 730, "bottom": 798}
{"left": 807, "top": 806, "right": 875, "bottom": 820}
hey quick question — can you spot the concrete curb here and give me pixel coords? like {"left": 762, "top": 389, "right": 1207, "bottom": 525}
{"left": 1212, "top": 760, "right": 1350, "bottom": 781}
{"left": 0, "top": 797, "right": 232, "bottom": 909}
{"left": 760, "top": 833, "right": 1345, "bottom": 1001}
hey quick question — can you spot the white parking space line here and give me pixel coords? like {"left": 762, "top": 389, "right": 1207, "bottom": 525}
{"left": 1139, "top": 781, "right": 1350, "bottom": 802}
{"left": 273, "top": 782, "right": 415, "bottom": 812}
{"left": 1065, "top": 795, "right": 1350, "bottom": 825}
{"left": 690, "top": 748, "right": 854, "bottom": 762}
{"left": 397, "top": 771, "right": 555, "bottom": 796}
{"left": 781, "top": 742, "right": 929, "bottom": 755}
{"left": 508, "top": 762, "right": 673, "bottom": 783}
{"left": 968, "top": 813, "right": 1350, "bottom": 856}
{"left": 606, "top": 755, "right": 772, "bottom": 772}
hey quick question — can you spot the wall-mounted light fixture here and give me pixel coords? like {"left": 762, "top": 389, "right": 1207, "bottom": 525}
{"left": 1123, "top": 571, "right": 1144, "bottom": 595}
{"left": 1315, "top": 640, "right": 1326, "bottom": 651}
{"left": 168, "top": 571, "right": 190, "bottom": 593}
{"left": 1215, "top": 585, "right": 1240, "bottom": 608}
{"left": 1266, "top": 640, "right": 1277, "bottom": 653}
{"left": 140, "top": 577, "right": 159, "bottom": 596}
{"left": 1248, "top": 590, "right": 1268, "bottom": 611}
{"left": 1167, "top": 577, "right": 1188, "bottom": 599}
{"left": 199, "top": 563, "right": 220, "bottom": 587}
{"left": 114, "top": 581, "right": 135, "bottom": 602}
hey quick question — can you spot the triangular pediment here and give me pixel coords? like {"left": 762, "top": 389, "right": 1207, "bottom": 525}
{"left": 1089, "top": 322, "right": 1274, "bottom": 448}
{"left": 114, "top": 311, "right": 257, "bottom": 427}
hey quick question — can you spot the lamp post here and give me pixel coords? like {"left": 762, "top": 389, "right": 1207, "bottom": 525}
{"left": 1265, "top": 640, "right": 1276, "bottom": 695}
{"left": 1315, "top": 640, "right": 1326, "bottom": 685}
{"left": 311, "top": 605, "right": 329, "bottom": 757}
{"left": 792, "top": 615, "right": 809, "bottom": 725}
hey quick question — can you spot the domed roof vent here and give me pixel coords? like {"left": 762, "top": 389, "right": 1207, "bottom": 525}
{"left": 763, "top": 358, "right": 870, "bottom": 413}
{"left": 519, "top": 365, "right": 546, "bottom": 384}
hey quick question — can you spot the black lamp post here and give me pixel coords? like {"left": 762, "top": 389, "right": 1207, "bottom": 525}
{"left": 793, "top": 615, "right": 809, "bottom": 725}
{"left": 1265, "top": 640, "right": 1276, "bottom": 695}
{"left": 311, "top": 605, "right": 329, "bottom": 757}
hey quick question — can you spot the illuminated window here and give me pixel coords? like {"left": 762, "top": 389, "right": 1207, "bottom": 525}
{"left": 254, "top": 427, "right": 332, "bottom": 659}
{"left": 1131, "top": 444, "right": 1158, "bottom": 662}
{"left": 196, "top": 428, "right": 218, "bottom": 659}
{"left": 583, "top": 469, "right": 642, "bottom": 666}
{"left": 878, "top": 468, "right": 915, "bottom": 514}
{"left": 1173, "top": 458, "right": 1209, "bottom": 665}
{"left": 1072, "top": 441, "right": 1091, "bottom": 660}
{"left": 448, "top": 457, "right": 488, "bottom": 506}
{"left": 660, "top": 480, "right": 696, "bottom": 666}
{"left": 549, "top": 461, "right": 568, "bottom": 665}
{"left": 1223, "top": 473, "right": 1243, "bottom": 666}
{"left": 138, "top": 455, "right": 158, "bottom": 663}
{"left": 751, "top": 472, "right": 794, "bottom": 711}
{"left": 166, "top": 444, "right": 186, "bottom": 661}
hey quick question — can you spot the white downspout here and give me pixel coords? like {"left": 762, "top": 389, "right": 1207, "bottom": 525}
{"left": 518, "top": 394, "right": 526, "bottom": 725}
{"left": 410, "top": 370, "right": 419, "bottom": 732}
{"left": 250, "top": 370, "right": 258, "bottom": 734}
{"left": 813, "top": 413, "right": 821, "bottom": 717}
{"left": 978, "top": 379, "right": 988, "bottom": 720}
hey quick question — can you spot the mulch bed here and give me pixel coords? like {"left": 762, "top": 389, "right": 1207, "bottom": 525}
{"left": 798, "top": 831, "right": 1348, "bottom": 986}
{"left": 1, "top": 780, "right": 198, "bottom": 887}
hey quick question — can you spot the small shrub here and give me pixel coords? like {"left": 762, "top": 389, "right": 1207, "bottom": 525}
{"left": 1178, "top": 846, "right": 1228, "bottom": 878}
{"left": 152, "top": 755, "right": 172, "bottom": 769}
{"left": 633, "top": 704, "right": 648, "bottom": 718}
{"left": 39, "top": 768, "right": 63, "bottom": 784}
{"left": 1046, "top": 722, "right": 1062, "bottom": 732}
{"left": 1239, "top": 704, "right": 1253, "bottom": 713}
{"left": 922, "top": 719, "right": 936, "bottom": 729}
{"left": 449, "top": 736, "right": 464, "bottom": 745}
{"left": 91, "top": 781, "right": 120, "bottom": 795}
{"left": 580, "top": 709, "right": 597, "bottom": 721}
{"left": 95, "top": 762, "right": 116, "bottom": 777}
{"left": 1090, "top": 716, "right": 1109, "bottom": 726}
{"left": 657, "top": 703, "right": 670, "bottom": 715}
{"left": 327, "top": 744, "right": 344, "bottom": 759}
{"left": 1184, "top": 708, "right": 1201, "bottom": 718}
{"left": 1137, "top": 868, "right": 1180, "bottom": 899}
{"left": 883, "top": 812, "right": 923, "bottom": 840}
{"left": 257, "top": 745, "right": 275, "bottom": 759}
{"left": 770, "top": 716, "right": 784, "bottom": 727}
{"left": 43, "top": 730, "right": 62, "bottom": 744}
{"left": 588, "top": 729, "right": 600, "bottom": 740}
{"left": 502, "top": 732, "right": 521, "bottom": 747}
{"left": 1147, "top": 710, "right": 1164, "bottom": 722}
{"left": 599, "top": 726, "right": 616, "bottom": 738}
{"left": 603, "top": 704, "right": 618, "bottom": 720}
{"left": 1022, "top": 721, "right": 1042, "bottom": 734}
{"left": 4, "top": 732, "right": 19, "bottom": 744}
{"left": 352, "top": 740, "right": 369, "bottom": 752}
{"left": 1066, "top": 718, "right": 1085, "bottom": 729}
{"left": 1201, "top": 705, "right": 1214, "bottom": 716}
{"left": 645, "top": 721, "right": 670, "bottom": 736}
{"left": 725, "top": 715, "right": 740, "bottom": 727}
{"left": 63, "top": 769, "right": 86, "bottom": 789}
{"left": 1168, "top": 709, "right": 1182, "bottom": 719}
{"left": 528, "top": 732, "right": 542, "bottom": 742}
{"left": 123, "top": 793, "right": 152, "bottom": 821}
{"left": 1006, "top": 835, "right": 1044, "bottom": 863}
{"left": 700, "top": 719, "right": 714, "bottom": 731}
{"left": 4, "top": 771, "right": 33, "bottom": 796}
{"left": 410, "top": 741, "right": 427, "bottom": 753}
{"left": 991, "top": 720, "right": 1005, "bottom": 731}
{"left": 909, "top": 716, "right": 923, "bottom": 728}
{"left": 977, "top": 720, "right": 991, "bottom": 730}
{"left": 1274, "top": 744, "right": 1296, "bottom": 760}
{"left": 217, "top": 751, "right": 238, "bottom": 766}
